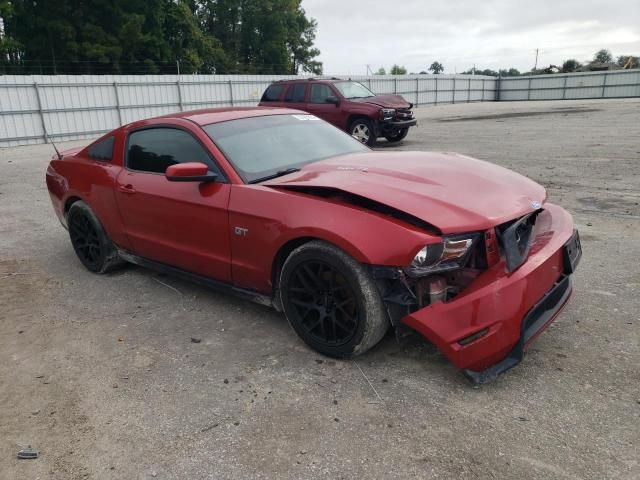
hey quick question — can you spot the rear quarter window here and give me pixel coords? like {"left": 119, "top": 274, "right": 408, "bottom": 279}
{"left": 261, "top": 84, "right": 285, "bottom": 102}
{"left": 87, "top": 136, "right": 114, "bottom": 161}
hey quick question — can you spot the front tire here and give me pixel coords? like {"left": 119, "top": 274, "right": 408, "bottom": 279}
{"left": 280, "top": 241, "right": 389, "bottom": 358}
{"left": 67, "top": 201, "right": 125, "bottom": 273}
{"left": 384, "top": 128, "right": 409, "bottom": 143}
{"left": 349, "top": 118, "right": 377, "bottom": 146}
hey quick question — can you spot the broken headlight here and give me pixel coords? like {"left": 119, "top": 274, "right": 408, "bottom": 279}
{"left": 379, "top": 108, "right": 396, "bottom": 121}
{"left": 405, "top": 235, "right": 477, "bottom": 277}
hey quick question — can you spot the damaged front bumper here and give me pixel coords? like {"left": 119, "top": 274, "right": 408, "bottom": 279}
{"left": 400, "top": 203, "right": 581, "bottom": 383}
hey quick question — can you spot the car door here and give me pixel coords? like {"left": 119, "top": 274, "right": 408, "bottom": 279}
{"left": 304, "top": 83, "right": 343, "bottom": 127}
{"left": 114, "top": 125, "right": 232, "bottom": 282}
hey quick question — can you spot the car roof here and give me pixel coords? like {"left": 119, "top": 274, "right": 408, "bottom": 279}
{"left": 153, "top": 107, "right": 305, "bottom": 126}
{"left": 270, "top": 78, "right": 347, "bottom": 85}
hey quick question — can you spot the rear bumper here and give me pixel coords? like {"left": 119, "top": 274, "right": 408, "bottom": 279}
{"left": 401, "top": 203, "right": 581, "bottom": 381}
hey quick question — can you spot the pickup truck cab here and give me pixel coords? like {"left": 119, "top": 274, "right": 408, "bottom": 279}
{"left": 258, "top": 78, "right": 417, "bottom": 146}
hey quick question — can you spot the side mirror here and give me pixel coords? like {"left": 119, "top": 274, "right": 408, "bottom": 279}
{"left": 166, "top": 162, "right": 218, "bottom": 183}
{"left": 325, "top": 96, "right": 340, "bottom": 105}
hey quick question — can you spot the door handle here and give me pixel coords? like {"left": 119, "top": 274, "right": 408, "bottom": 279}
{"left": 118, "top": 184, "right": 136, "bottom": 194}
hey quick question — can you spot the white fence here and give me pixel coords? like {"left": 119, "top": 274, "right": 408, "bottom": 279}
{"left": 2, "top": 70, "right": 638, "bottom": 148}
{"left": 0, "top": 74, "right": 496, "bottom": 147}
{"left": 498, "top": 69, "right": 640, "bottom": 101}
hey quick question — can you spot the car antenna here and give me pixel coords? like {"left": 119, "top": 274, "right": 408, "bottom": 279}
{"left": 46, "top": 133, "right": 63, "bottom": 160}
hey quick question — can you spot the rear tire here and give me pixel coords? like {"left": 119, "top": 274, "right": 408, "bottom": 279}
{"left": 384, "top": 128, "right": 409, "bottom": 143}
{"left": 67, "top": 201, "right": 125, "bottom": 273}
{"left": 279, "top": 240, "right": 389, "bottom": 358}
{"left": 349, "top": 118, "right": 377, "bottom": 146}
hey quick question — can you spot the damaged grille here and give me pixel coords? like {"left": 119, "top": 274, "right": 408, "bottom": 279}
{"left": 495, "top": 211, "right": 540, "bottom": 272}
{"left": 395, "top": 108, "right": 414, "bottom": 120}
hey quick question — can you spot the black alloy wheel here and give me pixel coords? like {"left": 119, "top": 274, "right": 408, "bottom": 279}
{"left": 69, "top": 212, "right": 103, "bottom": 270}
{"left": 67, "top": 200, "right": 125, "bottom": 273}
{"left": 279, "top": 240, "right": 389, "bottom": 358}
{"left": 287, "top": 260, "right": 359, "bottom": 346}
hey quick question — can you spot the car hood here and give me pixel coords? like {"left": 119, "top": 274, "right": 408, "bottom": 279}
{"left": 352, "top": 94, "right": 411, "bottom": 109}
{"left": 264, "top": 152, "right": 547, "bottom": 234}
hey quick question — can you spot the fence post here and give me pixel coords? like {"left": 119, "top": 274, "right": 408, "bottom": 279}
{"left": 562, "top": 74, "right": 568, "bottom": 100}
{"left": 176, "top": 77, "right": 184, "bottom": 111}
{"left": 453, "top": 76, "right": 456, "bottom": 103}
{"left": 601, "top": 72, "right": 608, "bottom": 98}
{"left": 467, "top": 77, "right": 471, "bottom": 102}
{"left": 113, "top": 81, "right": 123, "bottom": 125}
{"left": 434, "top": 76, "right": 438, "bottom": 105}
{"left": 527, "top": 76, "right": 532, "bottom": 100}
{"left": 33, "top": 82, "right": 48, "bottom": 143}
{"left": 495, "top": 75, "right": 501, "bottom": 101}
{"left": 482, "top": 78, "right": 485, "bottom": 102}
{"left": 415, "top": 77, "right": 419, "bottom": 107}
{"left": 228, "top": 80, "right": 234, "bottom": 106}
{"left": 394, "top": 77, "right": 398, "bottom": 94}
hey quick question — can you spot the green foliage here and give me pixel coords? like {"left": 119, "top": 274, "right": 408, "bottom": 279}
{"left": 561, "top": 59, "right": 582, "bottom": 73}
{"left": 428, "top": 61, "right": 444, "bottom": 74}
{"left": 593, "top": 49, "right": 613, "bottom": 64}
{"left": 389, "top": 64, "right": 407, "bottom": 75}
{"left": 0, "top": 0, "right": 321, "bottom": 74}
{"left": 375, "top": 67, "right": 386, "bottom": 75}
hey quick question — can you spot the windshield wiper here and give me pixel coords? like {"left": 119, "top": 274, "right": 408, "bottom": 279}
{"left": 249, "top": 167, "right": 301, "bottom": 184}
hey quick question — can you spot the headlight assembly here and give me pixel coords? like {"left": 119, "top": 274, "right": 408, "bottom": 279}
{"left": 406, "top": 235, "right": 477, "bottom": 276}
{"left": 379, "top": 108, "right": 396, "bottom": 120}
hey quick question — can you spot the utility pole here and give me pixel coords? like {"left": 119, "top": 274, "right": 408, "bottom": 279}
{"left": 533, "top": 48, "right": 539, "bottom": 71}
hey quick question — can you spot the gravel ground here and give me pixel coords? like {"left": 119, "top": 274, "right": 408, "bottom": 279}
{"left": 1, "top": 98, "right": 639, "bottom": 480}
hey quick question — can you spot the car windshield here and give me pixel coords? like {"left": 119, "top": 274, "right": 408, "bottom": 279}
{"left": 202, "top": 114, "right": 369, "bottom": 183}
{"left": 334, "top": 81, "right": 375, "bottom": 99}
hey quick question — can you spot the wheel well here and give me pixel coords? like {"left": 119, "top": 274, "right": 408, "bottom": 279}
{"left": 347, "top": 114, "right": 373, "bottom": 130}
{"left": 64, "top": 196, "right": 82, "bottom": 217}
{"left": 271, "top": 237, "right": 317, "bottom": 289}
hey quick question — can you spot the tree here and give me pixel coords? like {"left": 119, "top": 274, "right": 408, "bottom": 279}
{"left": 593, "top": 49, "right": 612, "bottom": 64}
{"left": 561, "top": 59, "right": 582, "bottom": 73}
{"left": 375, "top": 67, "right": 386, "bottom": 75}
{"left": 617, "top": 55, "right": 638, "bottom": 69}
{"left": 389, "top": 64, "right": 407, "bottom": 75}
{"left": 428, "top": 61, "right": 444, "bottom": 74}
{"left": 0, "top": 0, "right": 323, "bottom": 74}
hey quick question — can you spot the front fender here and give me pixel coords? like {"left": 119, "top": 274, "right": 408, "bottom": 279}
{"left": 228, "top": 184, "right": 437, "bottom": 293}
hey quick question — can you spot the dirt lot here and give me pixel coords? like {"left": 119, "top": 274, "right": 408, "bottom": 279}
{"left": 1, "top": 99, "right": 639, "bottom": 480}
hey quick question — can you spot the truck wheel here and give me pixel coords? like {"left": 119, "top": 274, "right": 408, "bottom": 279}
{"left": 67, "top": 201, "right": 125, "bottom": 274}
{"left": 349, "top": 118, "right": 376, "bottom": 146}
{"left": 385, "top": 128, "right": 409, "bottom": 143}
{"left": 280, "top": 240, "right": 389, "bottom": 358}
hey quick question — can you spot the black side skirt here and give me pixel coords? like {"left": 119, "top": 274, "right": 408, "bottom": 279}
{"left": 117, "top": 250, "right": 277, "bottom": 310}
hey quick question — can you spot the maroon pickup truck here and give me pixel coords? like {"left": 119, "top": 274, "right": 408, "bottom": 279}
{"left": 258, "top": 78, "right": 417, "bottom": 146}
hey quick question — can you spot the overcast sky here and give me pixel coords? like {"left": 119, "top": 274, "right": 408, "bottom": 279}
{"left": 303, "top": 0, "right": 640, "bottom": 74}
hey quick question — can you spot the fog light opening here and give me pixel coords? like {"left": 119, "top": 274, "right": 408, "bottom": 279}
{"left": 458, "top": 328, "right": 490, "bottom": 346}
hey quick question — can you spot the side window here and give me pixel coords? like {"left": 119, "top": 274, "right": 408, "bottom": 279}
{"left": 261, "top": 84, "right": 284, "bottom": 102}
{"left": 310, "top": 84, "right": 334, "bottom": 103}
{"left": 88, "top": 136, "right": 114, "bottom": 161}
{"left": 127, "top": 128, "right": 216, "bottom": 175}
{"left": 285, "top": 84, "right": 306, "bottom": 102}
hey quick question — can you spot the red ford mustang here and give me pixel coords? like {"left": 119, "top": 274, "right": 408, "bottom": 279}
{"left": 46, "top": 107, "right": 581, "bottom": 383}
